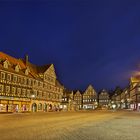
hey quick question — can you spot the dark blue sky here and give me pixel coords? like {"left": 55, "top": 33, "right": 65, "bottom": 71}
{"left": 0, "top": 0, "right": 140, "bottom": 91}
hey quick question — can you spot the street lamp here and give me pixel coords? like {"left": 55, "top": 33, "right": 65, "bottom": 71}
{"left": 30, "top": 91, "right": 36, "bottom": 100}
{"left": 111, "top": 101, "right": 116, "bottom": 110}
{"left": 94, "top": 101, "right": 98, "bottom": 108}
{"left": 112, "top": 104, "right": 116, "bottom": 109}
{"left": 31, "top": 94, "right": 35, "bottom": 98}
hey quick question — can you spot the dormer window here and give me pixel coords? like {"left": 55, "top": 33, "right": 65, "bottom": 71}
{"left": 3, "top": 60, "right": 10, "bottom": 69}
{"left": 25, "top": 67, "right": 30, "bottom": 75}
{"left": 25, "top": 69, "right": 28, "bottom": 75}
{"left": 15, "top": 65, "right": 20, "bottom": 72}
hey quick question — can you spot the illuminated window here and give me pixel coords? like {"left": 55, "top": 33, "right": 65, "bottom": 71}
{"left": 39, "top": 91, "right": 42, "bottom": 97}
{"left": 27, "top": 90, "right": 30, "bottom": 97}
{"left": 12, "top": 87, "right": 16, "bottom": 94}
{"left": 17, "top": 77, "right": 21, "bottom": 83}
{"left": 6, "top": 86, "right": 10, "bottom": 94}
{"left": 35, "top": 80, "right": 38, "bottom": 86}
{"left": 22, "top": 89, "right": 26, "bottom": 96}
{"left": 1, "top": 72, "right": 5, "bottom": 80}
{"left": 15, "top": 65, "right": 20, "bottom": 72}
{"left": 17, "top": 88, "right": 21, "bottom": 96}
{"left": 7, "top": 74, "right": 11, "bottom": 81}
{"left": 3, "top": 61, "right": 9, "bottom": 69}
{"left": 13, "top": 75, "right": 17, "bottom": 82}
{"left": 25, "top": 69, "right": 29, "bottom": 75}
{"left": 0, "top": 84, "right": 4, "bottom": 93}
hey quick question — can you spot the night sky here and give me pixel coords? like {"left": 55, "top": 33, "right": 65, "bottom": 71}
{"left": 0, "top": 1, "right": 140, "bottom": 91}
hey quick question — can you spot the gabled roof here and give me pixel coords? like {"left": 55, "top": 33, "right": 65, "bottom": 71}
{"left": 37, "top": 64, "right": 52, "bottom": 73}
{"left": 73, "top": 89, "right": 83, "bottom": 94}
{"left": 84, "top": 84, "right": 97, "bottom": 93}
{"left": 55, "top": 79, "right": 64, "bottom": 88}
{"left": 0, "top": 52, "right": 26, "bottom": 69}
{"left": 74, "top": 90, "right": 82, "bottom": 96}
{"left": 99, "top": 89, "right": 109, "bottom": 96}
{"left": 25, "top": 61, "right": 39, "bottom": 79}
{"left": 0, "top": 51, "right": 64, "bottom": 86}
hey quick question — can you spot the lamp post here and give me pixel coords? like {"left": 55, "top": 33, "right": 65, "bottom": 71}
{"left": 30, "top": 90, "right": 36, "bottom": 99}
{"left": 121, "top": 99, "right": 124, "bottom": 109}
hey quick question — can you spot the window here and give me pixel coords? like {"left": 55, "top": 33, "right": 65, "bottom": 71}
{"left": 27, "top": 79, "right": 31, "bottom": 86}
{"left": 7, "top": 74, "right": 11, "bottom": 81}
{"left": 15, "top": 65, "right": 20, "bottom": 72}
{"left": 12, "top": 87, "right": 16, "bottom": 94}
{"left": 3, "top": 61, "right": 8, "bottom": 69}
{"left": 20, "top": 77, "right": 23, "bottom": 84}
{"left": 59, "top": 95, "right": 62, "bottom": 100}
{"left": 56, "top": 94, "right": 58, "bottom": 99}
{"left": 47, "top": 77, "right": 49, "bottom": 81}
{"left": 1, "top": 72, "right": 5, "bottom": 80}
{"left": 22, "top": 89, "right": 26, "bottom": 96}
{"left": 30, "top": 79, "right": 33, "bottom": 86}
{"left": 39, "top": 91, "right": 42, "bottom": 97}
{"left": 27, "top": 90, "right": 30, "bottom": 97}
{"left": 40, "top": 82, "right": 43, "bottom": 87}
{"left": 13, "top": 75, "right": 17, "bottom": 82}
{"left": 17, "top": 77, "right": 21, "bottom": 83}
{"left": 44, "top": 83, "right": 46, "bottom": 88}
{"left": 43, "top": 92, "right": 46, "bottom": 97}
{"left": 0, "top": 84, "right": 4, "bottom": 93}
{"left": 53, "top": 94, "right": 55, "bottom": 99}
{"left": 32, "top": 90, "right": 37, "bottom": 97}
{"left": 45, "top": 75, "right": 47, "bottom": 80}
{"left": 48, "top": 93, "right": 51, "bottom": 98}
{"left": 25, "top": 69, "right": 29, "bottom": 75}
{"left": 33, "top": 80, "right": 36, "bottom": 85}
{"left": 38, "top": 82, "right": 40, "bottom": 87}
{"left": 6, "top": 86, "right": 10, "bottom": 94}
{"left": 23, "top": 78, "right": 27, "bottom": 85}
{"left": 35, "top": 80, "right": 38, "bottom": 86}
{"left": 17, "top": 88, "right": 21, "bottom": 96}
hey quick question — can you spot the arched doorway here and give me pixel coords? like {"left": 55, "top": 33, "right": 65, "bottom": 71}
{"left": 32, "top": 103, "right": 37, "bottom": 112}
{"left": 38, "top": 103, "right": 42, "bottom": 111}
{"left": 49, "top": 104, "right": 52, "bottom": 111}
{"left": 43, "top": 103, "right": 47, "bottom": 112}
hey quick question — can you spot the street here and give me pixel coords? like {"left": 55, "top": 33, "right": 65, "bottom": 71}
{"left": 0, "top": 110, "right": 140, "bottom": 140}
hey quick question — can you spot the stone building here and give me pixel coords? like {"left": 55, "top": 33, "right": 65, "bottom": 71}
{"left": 0, "top": 52, "right": 63, "bottom": 112}
{"left": 82, "top": 85, "right": 97, "bottom": 110}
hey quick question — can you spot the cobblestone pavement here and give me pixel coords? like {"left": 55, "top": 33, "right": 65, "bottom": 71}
{"left": 0, "top": 110, "right": 140, "bottom": 140}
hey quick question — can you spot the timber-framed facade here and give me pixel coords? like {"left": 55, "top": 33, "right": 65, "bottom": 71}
{"left": 0, "top": 52, "right": 64, "bottom": 112}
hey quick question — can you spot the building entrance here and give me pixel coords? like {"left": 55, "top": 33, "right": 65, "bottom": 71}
{"left": 32, "top": 103, "right": 37, "bottom": 112}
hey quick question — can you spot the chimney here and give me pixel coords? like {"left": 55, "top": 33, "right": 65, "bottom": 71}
{"left": 25, "top": 54, "right": 29, "bottom": 66}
